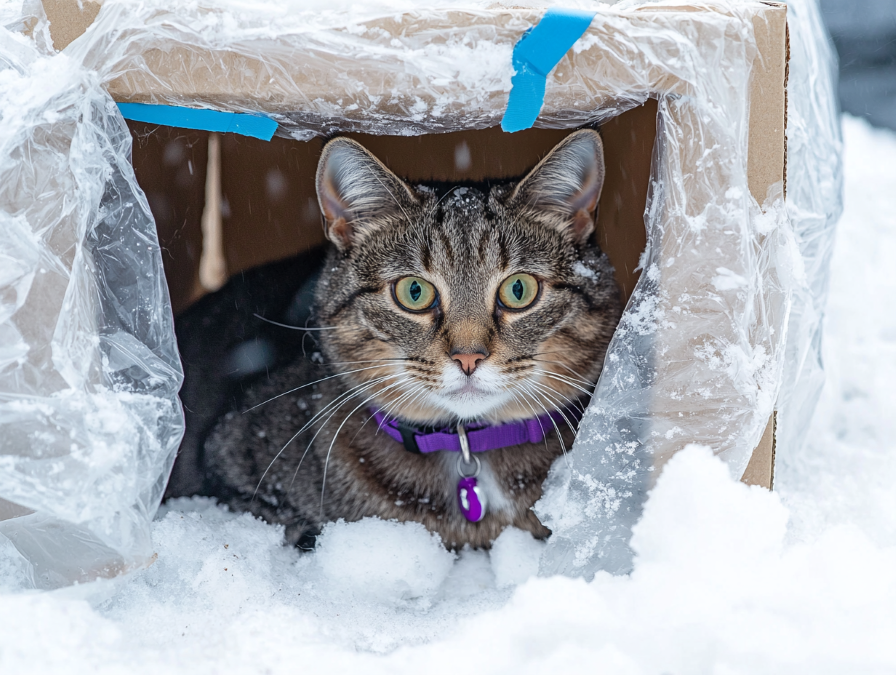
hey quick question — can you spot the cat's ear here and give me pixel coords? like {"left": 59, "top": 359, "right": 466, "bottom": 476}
{"left": 316, "top": 138, "right": 417, "bottom": 251}
{"left": 509, "top": 130, "right": 605, "bottom": 244}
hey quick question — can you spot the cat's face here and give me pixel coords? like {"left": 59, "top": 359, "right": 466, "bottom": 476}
{"left": 313, "top": 131, "right": 622, "bottom": 425}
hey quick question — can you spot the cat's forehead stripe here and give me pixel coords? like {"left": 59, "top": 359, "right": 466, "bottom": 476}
{"left": 420, "top": 240, "right": 432, "bottom": 272}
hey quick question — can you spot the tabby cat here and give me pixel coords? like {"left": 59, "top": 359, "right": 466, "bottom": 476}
{"left": 193, "top": 130, "right": 622, "bottom": 549}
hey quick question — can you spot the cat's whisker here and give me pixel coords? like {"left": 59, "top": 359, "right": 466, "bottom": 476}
{"left": 432, "top": 185, "right": 459, "bottom": 212}
{"left": 528, "top": 354, "right": 596, "bottom": 386}
{"left": 542, "top": 372, "right": 595, "bottom": 398}
{"left": 293, "top": 372, "right": 411, "bottom": 443}
{"left": 545, "top": 361, "right": 597, "bottom": 391}
{"left": 297, "top": 374, "right": 400, "bottom": 438}
{"left": 284, "top": 374, "right": 411, "bottom": 496}
{"left": 381, "top": 382, "right": 438, "bottom": 429}
{"left": 509, "top": 352, "right": 595, "bottom": 390}
{"left": 532, "top": 360, "right": 596, "bottom": 388}
{"left": 374, "top": 383, "right": 426, "bottom": 425}
{"left": 252, "top": 373, "right": 405, "bottom": 499}
{"left": 319, "top": 357, "right": 411, "bottom": 367}
{"left": 503, "top": 385, "right": 539, "bottom": 420}
{"left": 541, "top": 389, "right": 578, "bottom": 452}
{"left": 518, "top": 383, "right": 570, "bottom": 461}
{"left": 253, "top": 377, "right": 392, "bottom": 500}
{"left": 319, "top": 378, "right": 411, "bottom": 518}
{"left": 528, "top": 374, "right": 588, "bottom": 415}
{"left": 502, "top": 389, "right": 551, "bottom": 453}
{"left": 285, "top": 381, "right": 393, "bottom": 496}
{"left": 243, "top": 363, "right": 403, "bottom": 413}
{"left": 285, "top": 377, "right": 407, "bottom": 497}
{"left": 527, "top": 381, "right": 582, "bottom": 437}
{"left": 252, "top": 314, "right": 338, "bottom": 330}
{"left": 351, "top": 382, "right": 427, "bottom": 444}
{"left": 376, "top": 383, "right": 436, "bottom": 433}
{"left": 400, "top": 388, "right": 436, "bottom": 426}
{"left": 515, "top": 385, "right": 570, "bottom": 465}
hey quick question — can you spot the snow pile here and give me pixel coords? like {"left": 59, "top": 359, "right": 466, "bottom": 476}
{"left": 490, "top": 526, "right": 546, "bottom": 589}
{"left": 99, "top": 499, "right": 515, "bottom": 655}
{"left": 0, "top": 116, "right": 894, "bottom": 672}
{"left": 314, "top": 518, "right": 455, "bottom": 605}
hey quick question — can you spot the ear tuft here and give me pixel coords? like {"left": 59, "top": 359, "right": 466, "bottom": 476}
{"left": 316, "top": 138, "right": 416, "bottom": 251}
{"left": 510, "top": 130, "right": 605, "bottom": 244}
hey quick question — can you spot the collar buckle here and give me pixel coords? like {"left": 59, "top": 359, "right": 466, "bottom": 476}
{"left": 396, "top": 421, "right": 424, "bottom": 454}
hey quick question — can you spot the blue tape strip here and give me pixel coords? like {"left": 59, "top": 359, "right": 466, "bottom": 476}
{"left": 501, "top": 8, "right": 597, "bottom": 133}
{"left": 117, "top": 103, "right": 278, "bottom": 141}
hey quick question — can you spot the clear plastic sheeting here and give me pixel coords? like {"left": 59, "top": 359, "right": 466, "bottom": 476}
{"left": 538, "top": 0, "right": 842, "bottom": 578}
{"left": 535, "top": 0, "right": 841, "bottom": 578}
{"left": 0, "top": 20, "right": 184, "bottom": 590}
{"left": 769, "top": 0, "right": 843, "bottom": 497}
{"left": 0, "top": 0, "right": 841, "bottom": 589}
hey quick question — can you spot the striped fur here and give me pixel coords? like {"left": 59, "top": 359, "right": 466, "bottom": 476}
{"left": 203, "top": 131, "right": 623, "bottom": 549}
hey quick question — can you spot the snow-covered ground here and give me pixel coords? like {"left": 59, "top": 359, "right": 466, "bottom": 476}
{"left": 1, "top": 116, "right": 894, "bottom": 674}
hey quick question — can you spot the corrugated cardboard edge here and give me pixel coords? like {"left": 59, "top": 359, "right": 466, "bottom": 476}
{"left": 748, "top": 2, "right": 788, "bottom": 202}
{"left": 741, "top": 412, "right": 776, "bottom": 488}
{"left": 741, "top": 1, "right": 787, "bottom": 489}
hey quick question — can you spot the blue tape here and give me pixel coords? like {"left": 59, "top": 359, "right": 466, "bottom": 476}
{"left": 117, "top": 103, "right": 278, "bottom": 141}
{"left": 501, "top": 8, "right": 597, "bottom": 133}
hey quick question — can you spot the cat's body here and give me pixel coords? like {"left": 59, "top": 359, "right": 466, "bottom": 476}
{"left": 204, "top": 355, "right": 572, "bottom": 547}
{"left": 184, "top": 131, "right": 623, "bottom": 548}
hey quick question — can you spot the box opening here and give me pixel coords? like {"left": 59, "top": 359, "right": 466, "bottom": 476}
{"left": 129, "top": 100, "right": 658, "bottom": 316}
{"left": 128, "top": 94, "right": 774, "bottom": 492}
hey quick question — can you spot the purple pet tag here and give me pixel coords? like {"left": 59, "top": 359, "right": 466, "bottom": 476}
{"left": 457, "top": 476, "right": 485, "bottom": 523}
{"left": 456, "top": 423, "right": 487, "bottom": 523}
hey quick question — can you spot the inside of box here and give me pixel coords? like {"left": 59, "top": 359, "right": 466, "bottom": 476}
{"left": 129, "top": 100, "right": 658, "bottom": 316}
{"left": 127, "top": 99, "right": 775, "bottom": 490}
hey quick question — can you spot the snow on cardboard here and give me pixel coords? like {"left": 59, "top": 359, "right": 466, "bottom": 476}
{"left": 0, "top": 0, "right": 799, "bottom": 590}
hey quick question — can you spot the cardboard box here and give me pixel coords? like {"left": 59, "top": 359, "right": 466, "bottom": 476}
{"left": 41, "top": 0, "right": 786, "bottom": 490}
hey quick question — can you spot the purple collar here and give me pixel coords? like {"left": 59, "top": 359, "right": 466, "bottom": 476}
{"left": 372, "top": 408, "right": 580, "bottom": 455}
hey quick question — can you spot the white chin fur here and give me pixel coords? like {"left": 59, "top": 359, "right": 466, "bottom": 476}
{"left": 431, "top": 389, "right": 516, "bottom": 421}
{"left": 427, "top": 364, "right": 518, "bottom": 421}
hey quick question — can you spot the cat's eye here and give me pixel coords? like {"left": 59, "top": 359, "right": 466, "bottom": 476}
{"left": 393, "top": 277, "right": 438, "bottom": 312}
{"left": 497, "top": 273, "right": 539, "bottom": 310}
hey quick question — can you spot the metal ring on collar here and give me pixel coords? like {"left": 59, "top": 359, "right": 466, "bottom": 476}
{"left": 456, "top": 422, "right": 471, "bottom": 464}
{"left": 456, "top": 453, "right": 481, "bottom": 479}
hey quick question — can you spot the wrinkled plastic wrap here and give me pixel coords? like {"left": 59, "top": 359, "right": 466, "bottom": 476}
{"left": 767, "top": 0, "right": 843, "bottom": 495}
{"left": 0, "top": 10, "right": 183, "bottom": 591}
{"left": 537, "top": 0, "right": 842, "bottom": 577}
{"left": 540, "top": 0, "right": 843, "bottom": 577}
{"left": 0, "top": 0, "right": 841, "bottom": 588}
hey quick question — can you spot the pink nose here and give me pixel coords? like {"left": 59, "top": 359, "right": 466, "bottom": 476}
{"left": 451, "top": 351, "right": 487, "bottom": 376}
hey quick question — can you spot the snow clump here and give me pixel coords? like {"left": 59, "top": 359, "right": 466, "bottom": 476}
{"left": 314, "top": 518, "right": 455, "bottom": 604}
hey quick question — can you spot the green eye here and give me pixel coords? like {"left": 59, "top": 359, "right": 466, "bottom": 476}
{"left": 394, "top": 277, "right": 437, "bottom": 311}
{"left": 498, "top": 273, "right": 539, "bottom": 310}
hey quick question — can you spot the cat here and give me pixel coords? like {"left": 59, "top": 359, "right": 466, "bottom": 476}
{"left": 182, "top": 129, "right": 623, "bottom": 549}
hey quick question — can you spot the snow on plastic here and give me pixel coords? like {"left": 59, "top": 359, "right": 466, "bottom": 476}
{"left": 1, "top": 0, "right": 840, "bottom": 591}
{"left": 0, "top": 13, "right": 183, "bottom": 589}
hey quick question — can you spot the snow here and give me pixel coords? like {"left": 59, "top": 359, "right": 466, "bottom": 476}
{"left": 313, "top": 518, "right": 456, "bottom": 604}
{"left": 490, "top": 526, "right": 546, "bottom": 588}
{"left": 1, "top": 116, "right": 895, "bottom": 673}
